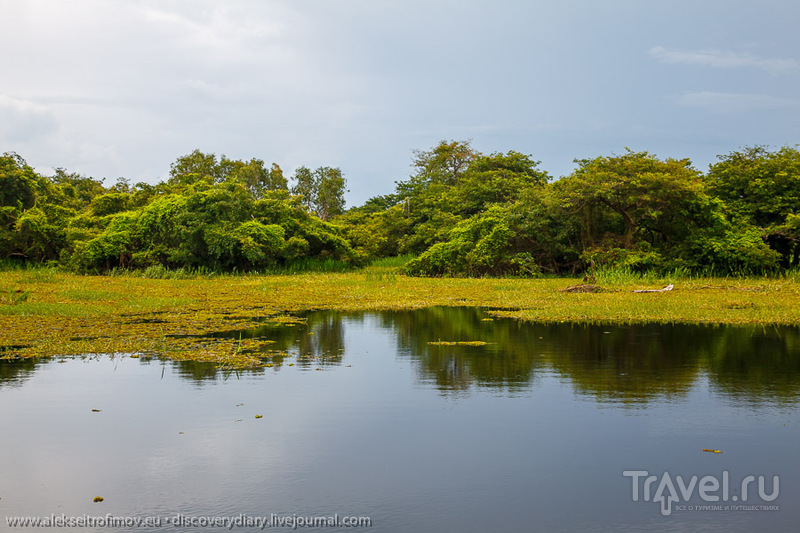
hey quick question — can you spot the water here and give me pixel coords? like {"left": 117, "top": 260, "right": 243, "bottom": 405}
{"left": 1, "top": 307, "right": 798, "bottom": 532}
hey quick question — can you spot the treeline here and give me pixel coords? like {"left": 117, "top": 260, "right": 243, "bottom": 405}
{"left": 0, "top": 150, "right": 352, "bottom": 272}
{"left": 338, "top": 141, "right": 800, "bottom": 276}
{"left": 1, "top": 142, "right": 799, "bottom": 276}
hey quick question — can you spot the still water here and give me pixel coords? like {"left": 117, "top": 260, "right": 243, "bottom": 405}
{"left": 1, "top": 307, "right": 798, "bottom": 532}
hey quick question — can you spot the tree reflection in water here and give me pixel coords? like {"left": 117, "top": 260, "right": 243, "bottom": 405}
{"left": 2, "top": 308, "right": 799, "bottom": 405}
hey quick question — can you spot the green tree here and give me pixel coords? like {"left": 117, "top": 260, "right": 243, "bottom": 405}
{"left": 560, "top": 150, "right": 706, "bottom": 250}
{"left": 406, "top": 206, "right": 517, "bottom": 277}
{"left": 315, "top": 166, "right": 347, "bottom": 221}
{"left": 169, "top": 151, "right": 287, "bottom": 197}
{"left": 0, "top": 152, "right": 39, "bottom": 211}
{"left": 448, "top": 150, "right": 549, "bottom": 216}
{"left": 224, "top": 158, "right": 287, "bottom": 198}
{"left": 410, "top": 139, "right": 477, "bottom": 187}
{"left": 707, "top": 146, "right": 800, "bottom": 267}
{"left": 169, "top": 149, "right": 220, "bottom": 185}
{"left": 291, "top": 166, "right": 317, "bottom": 212}
{"left": 395, "top": 140, "right": 478, "bottom": 201}
{"left": 290, "top": 166, "right": 347, "bottom": 220}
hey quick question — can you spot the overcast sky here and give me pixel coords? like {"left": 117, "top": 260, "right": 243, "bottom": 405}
{"left": 2, "top": 0, "right": 799, "bottom": 206}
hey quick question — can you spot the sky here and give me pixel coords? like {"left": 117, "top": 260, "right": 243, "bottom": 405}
{"left": 1, "top": 0, "right": 799, "bottom": 207}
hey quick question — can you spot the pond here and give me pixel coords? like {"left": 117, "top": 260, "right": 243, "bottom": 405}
{"left": 1, "top": 307, "right": 799, "bottom": 532}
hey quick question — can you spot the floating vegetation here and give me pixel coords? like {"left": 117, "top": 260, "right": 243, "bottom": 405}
{"left": 428, "top": 341, "right": 490, "bottom": 346}
{"left": 0, "top": 344, "right": 32, "bottom": 356}
{"left": 1, "top": 270, "right": 800, "bottom": 370}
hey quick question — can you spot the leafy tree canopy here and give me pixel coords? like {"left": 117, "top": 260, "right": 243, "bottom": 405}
{"left": 3, "top": 143, "right": 799, "bottom": 276}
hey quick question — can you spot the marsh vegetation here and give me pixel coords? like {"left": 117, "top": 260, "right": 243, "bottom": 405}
{"left": 1, "top": 266, "right": 799, "bottom": 367}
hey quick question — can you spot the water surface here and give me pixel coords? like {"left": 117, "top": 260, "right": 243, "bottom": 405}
{"left": 1, "top": 308, "right": 798, "bottom": 532}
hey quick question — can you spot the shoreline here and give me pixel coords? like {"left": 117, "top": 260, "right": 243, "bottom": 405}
{"left": 2, "top": 269, "right": 799, "bottom": 367}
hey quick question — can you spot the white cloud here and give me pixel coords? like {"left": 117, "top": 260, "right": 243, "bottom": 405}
{"left": 649, "top": 46, "right": 799, "bottom": 75}
{"left": 676, "top": 91, "right": 800, "bottom": 113}
{"left": 135, "top": 1, "right": 295, "bottom": 66}
{"left": 1, "top": 1, "right": 799, "bottom": 203}
{"left": 0, "top": 95, "right": 59, "bottom": 143}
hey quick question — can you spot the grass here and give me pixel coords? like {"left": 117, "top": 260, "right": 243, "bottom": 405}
{"left": 260, "top": 257, "right": 353, "bottom": 275}
{"left": 0, "top": 288, "right": 30, "bottom": 306}
{"left": 368, "top": 254, "right": 415, "bottom": 268}
{"left": 1, "top": 266, "right": 799, "bottom": 367}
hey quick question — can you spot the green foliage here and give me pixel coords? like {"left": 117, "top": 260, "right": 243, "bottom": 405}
{"left": 51, "top": 169, "right": 106, "bottom": 208}
{"left": 169, "top": 149, "right": 220, "bottom": 185}
{"left": 14, "top": 206, "right": 68, "bottom": 262}
{"left": 707, "top": 146, "right": 800, "bottom": 267}
{"left": 580, "top": 247, "right": 663, "bottom": 273}
{"left": 687, "top": 226, "right": 781, "bottom": 274}
{"left": 315, "top": 167, "right": 347, "bottom": 220}
{"left": 3, "top": 142, "right": 800, "bottom": 278}
{"left": 707, "top": 146, "right": 800, "bottom": 226}
{"left": 291, "top": 166, "right": 347, "bottom": 220}
{"left": 406, "top": 208, "right": 519, "bottom": 277}
{"left": 221, "top": 220, "right": 285, "bottom": 268}
{"left": 67, "top": 177, "right": 355, "bottom": 273}
{"left": 0, "top": 152, "right": 38, "bottom": 210}
{"left": 558, "top": 150, "right": 708, "bottom": 250}
{"left": 89, "top": 192, "right": 130, "bottom": 217}
{"left": 168, "top": 150, "right": 288, "bottom": 198}
{"left": 450, "top": 151, "right": 549, "bottom": 216}
{"left": 402, "top": 144, "right": 790, "bottom": 277}
{"left": 348, "top": 140, "right": 550, "bottom": 266}
{"left": 291, "top": 166, "right": 316, "bottom": 211}
{"left": 403, "top": 139, "right": 478, "bottom": 191}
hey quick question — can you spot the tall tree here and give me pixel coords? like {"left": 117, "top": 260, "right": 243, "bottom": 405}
{"left": 0, "top": 152, "right": 39, "bottom": 210}
{"left": 168, "top": 150, "right": 219, "bottom": 185}
{"left": 290, "top": 166, "right": 347, "bottom": 220}
{"left": 706, "top": 146, "right": 800, "bottom": 227}
{"left": 315, "top": 166, "right": 347, "bottom": 221}
{"left": 227, "top": 158, "right": 287, "bottom": 198}
{"left": 396, "top": 140, "right": 478, "bottom": 199}
{"left": 559, "top": 150, "right": 706, "bottom": 249}
{"left": 291, "top": 166, "right": 317, "bottom": 212}
{"left": 411, "top": 139, "right": 477, "bottom": 186}
{"left": 707, "top": 145, "right": 800, "bottom": 266}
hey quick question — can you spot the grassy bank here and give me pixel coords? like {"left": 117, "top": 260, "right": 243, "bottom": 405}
{"left": 1, "top": 266, "right": 799, "bottom": 367}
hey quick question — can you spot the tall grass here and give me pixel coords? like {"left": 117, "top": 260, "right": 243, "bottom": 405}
{"left": 782, "top": 268, "right": 800, "bottom": 282}
{"left": 368, "top": 254, "right": 415, "bottom": 268}
{"left": 0, "top": 259, "right": 61, "bottom": 273}
{"left": 140, "top": 265, "right": 217, "bottom": 279}
{"left": 592, "top": 267, "right": 660, "bottom": 285}
{"left": 0, "top": 288, "right": 30, "bottom": 305}
{"left": 592, "top": 266, "right": 699, "bottom": 285}
{"left": 260, "top": 257, "right": 353, "bottom": 275}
